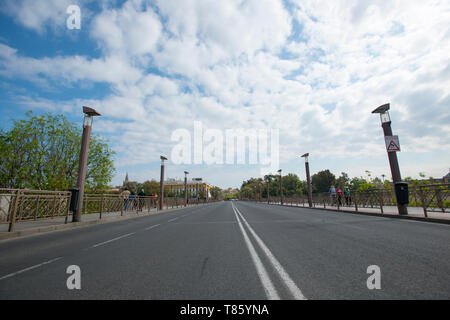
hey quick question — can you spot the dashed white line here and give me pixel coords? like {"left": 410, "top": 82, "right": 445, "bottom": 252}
{"left": 0, "top": 257, "right": 63, "bottom": 281}
{"left": 91, "top": 232, "right": 135, "bottom": 248}
{"left": 168, "top": 218, "right": 179, "bottom": 222}
{"left": 145, "top": 224, "right": 161, "bottom": 230}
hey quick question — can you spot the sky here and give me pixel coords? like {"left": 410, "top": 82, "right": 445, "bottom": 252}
{"left": 0, "top": 0, "right": 449, "bottom": 189}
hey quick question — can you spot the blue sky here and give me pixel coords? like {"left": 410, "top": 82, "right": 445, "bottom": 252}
{"left": 0, "top": 0, "right": 449, "bottom": 189}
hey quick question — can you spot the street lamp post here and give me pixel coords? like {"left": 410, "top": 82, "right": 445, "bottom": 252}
{"left": 372, "top": 103, "right": 407, "bottom": 215}
{"left": 301, "top": 153, "right": 313, "bottom": 208}
{"left": 159, "top": 156, "right": 167, "bottom": 210}
{"left": 184, "top": 171, "right": 189, "bottom": 207}
{"left": 267, "top": 179, "right": 270, "bottom": 204}
{"left": 73, "top": 106, "right": 101, "bottom": 222}
{"left": 278, "top": 169, "right": 283, "bottom": 205}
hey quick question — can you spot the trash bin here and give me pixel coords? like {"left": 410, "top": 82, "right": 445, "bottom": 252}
{"left": 394, "top": 182, "right": 409, "bottom": 205}
{"left": 69, "top": 188, "right": 80, "bottom": 212}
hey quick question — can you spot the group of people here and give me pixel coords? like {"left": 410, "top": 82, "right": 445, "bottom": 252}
{"left": 328, "top": 185, "right": 351, "bottom": 206}
{"left": 120, "top": 188, "right": 148, "bottom": 211}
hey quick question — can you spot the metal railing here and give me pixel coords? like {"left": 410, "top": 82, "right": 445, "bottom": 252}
{"left": 246, "top": 183, "right": 450, "bottom": 217}
{"left": 1, "top": 188, "right": 220, "bottom": 232}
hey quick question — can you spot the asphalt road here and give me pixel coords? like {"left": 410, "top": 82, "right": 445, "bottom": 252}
{"left": 0, "top": 201, "right": 449, "bottom": 299}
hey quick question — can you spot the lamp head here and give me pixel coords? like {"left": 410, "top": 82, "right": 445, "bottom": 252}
{"left": 372, "top": 103, "right": 391, "bottom": 123}
{"left": 83, "top": 106, "right": 101, "bottom": 117}
{"left": 371, "top": 103, "right": 390, "bottom": 114}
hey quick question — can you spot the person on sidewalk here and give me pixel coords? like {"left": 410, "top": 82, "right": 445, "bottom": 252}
{"left": 120, "top": 188, "right": 131, "bottom": 211}
{"left": 329, "top": 185, "right": 337, "bottom": 206}
{"left": 138, "top": 189, "right": 146, "bottom": 211}
{"left": 129, "top": 191, "right": 136, "bottom": 211}
{"left": 336, "top": 187, "right": 344, "bottom": 206}
{"left": 344, "top": 187, "right": 351, "bottom": 205}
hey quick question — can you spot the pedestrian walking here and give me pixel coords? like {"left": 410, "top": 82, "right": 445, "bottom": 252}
{"left": 120, "top": 188, "right": 131, "bottom": 211}
{"left": 336, "top": 187, "right": 344, "bottom": 206}
{"left": 329, "top": 185, "right": 337, "bottom": 206}
{"left": 138, "top": 189, "right": 145, "bottom": 211}
{"left": 344, "top": 187, "right": 351, "bottom": 205}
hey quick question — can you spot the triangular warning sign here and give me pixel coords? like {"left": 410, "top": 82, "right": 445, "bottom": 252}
{"left": 387, "top": 140, "right": 400, "bottom": 151}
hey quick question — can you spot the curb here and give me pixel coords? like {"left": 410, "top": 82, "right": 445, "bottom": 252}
{"left": 262, "top": 202, "right": 450, "bottom": 225}
{"left": 0, "top": 204, "right": 208, "bottom": 241}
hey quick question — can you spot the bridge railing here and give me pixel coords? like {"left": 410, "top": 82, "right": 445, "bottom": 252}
{"left": 0, "top": 189, "right": 71, "bottom": 223}
{"left": 1, "top": 188, "right": 220, "bottom": 232}
{"left": 247, "top": 183, "right": 450, "bottom": 217}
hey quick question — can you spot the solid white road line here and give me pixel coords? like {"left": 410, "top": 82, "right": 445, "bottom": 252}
{"left": 232, "top": 203, "right": 280, "bottom": 300}
{"left": 91, "top": 232, "right": 135, "bottom": 248}
{"left": 0, "top": 257, "right": 63, "bottom": 281}
{"left": 233, "top": 203, "right": 307, "bottom": 300}
{"left": 144, "top": 224, "right": 161, "bottom": 230}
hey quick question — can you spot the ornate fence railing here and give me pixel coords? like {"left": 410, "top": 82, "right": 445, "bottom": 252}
{"left": 246, "top": 183, "right": 450, "bottom": 217}
{"left": 1, "top": 188, "right": 219, "bottom": 232}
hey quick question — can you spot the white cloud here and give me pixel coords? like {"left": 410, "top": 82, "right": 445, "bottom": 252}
{"left": 1, "top": 0, "right": 450, "bottom": 187}
{"left": 0, "top": 0, "right": 74, "bottom": 33}
{"left": 91, "top": 0, "right": 162, "bottom": 57}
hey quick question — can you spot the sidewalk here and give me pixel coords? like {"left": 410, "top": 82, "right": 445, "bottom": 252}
{"left": 263, "top": 201, "right": 450, "bottom": 223}
{"left": 0, "top": 203, "right": 204, "bottom": 239}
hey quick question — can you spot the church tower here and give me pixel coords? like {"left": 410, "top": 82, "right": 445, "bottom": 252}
{"left": 123, "top": 172, "right": 129, "bottom": 186}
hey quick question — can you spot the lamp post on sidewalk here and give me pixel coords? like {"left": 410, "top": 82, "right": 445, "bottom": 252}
{"left": 184, "top": 171, "right": 189, "bottom": 207}
{"left": 159, "top": 155, "right": 167, "bottom": 210}
{"left": 278, "top": 169, "right": 283, "bottom": 205}
{"left": 73, "top": 106, "right": 101, "bottom": 222}
{"left": 301, "top": 153, "right": 313, "bottom": 208}
{"left": 372, "top": 103, "right": 408, "bottom": 215}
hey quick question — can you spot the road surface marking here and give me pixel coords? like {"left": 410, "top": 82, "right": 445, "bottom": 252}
{"left": 91, "top": 232, "right": 135, "bottom": 248}
{"left": 145, "top": 224, "right": 161, "bottom": 230}
{"left": 233, "top": 203, "right": 307, "bottom": 300}
{"left": 0, "top": 257, "right": 63, "bottom": 281}
{"left": 168, "top": 218, "right": 179, "bottom": 222}
{"left": 231, "top": 203, "right": 280, "bottom": 300}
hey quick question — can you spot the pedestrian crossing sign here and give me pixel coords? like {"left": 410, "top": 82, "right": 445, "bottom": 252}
{"left": 384, "top": 135, "right": 400, "bottom": 152}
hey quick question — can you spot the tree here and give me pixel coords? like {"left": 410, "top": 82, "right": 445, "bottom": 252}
{"left": 0, "top": 111, "right": 115, "bottom": 191}
{"left": 141, "top": 180, "right": 160, "bottom": 195}
{"left": 335, "top": 172, "right": 350, "bottom": 189}
{"left": 311, "top": 169, "right": 336, "bottom": 193}
{"left": 210, "top": 186, "right": 222, "bottom": 200}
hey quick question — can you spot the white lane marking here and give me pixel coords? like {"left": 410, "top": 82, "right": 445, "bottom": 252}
{"left": 145, "top": 224, "right": 161, "bottom": 230}
{"left": 168, "top": 218, "right": 179, "bottom": 222}
{"left": 231, "top": 203, "right": 280, "bottom": 300}
{"left": 233, "top": 203, "right": 307, "bottom": 300}
{"left": 0, "top": 257, "right": 63, "bottom": 281}
{"left": 91, "top": 232, "right": 135, "bottom": 248}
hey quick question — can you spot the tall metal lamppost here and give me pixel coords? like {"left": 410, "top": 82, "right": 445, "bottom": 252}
{"left": 73, "top": 106, "right": 101, "bottom": 222}
{"left": 371, "top": 103, "right": 408, "bottom": 215}
{"left": 184, "top": 171, "right": 189, "bottom": 207}
{"left": 278, "top": 169, "right": 283, "bottom": 205}
{"left": 159, "top": 155, "right": 167, "bottom": 210}
{"left": 301, "top": 153, "right": 313, "bottom": 208}
{"left": 266, "top": 178, "right": 271, "bottom": 204}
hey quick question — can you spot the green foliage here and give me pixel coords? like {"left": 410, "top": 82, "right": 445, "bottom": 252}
{"left": 335, "top": 172, "right": 350, "bottom": 189}
{"left": 0, "top": 111, "right": 115, "bottom": 191}
{"left": 210, "top": 186, "right": 222, "bottom": 200}
{"left": 311, "top": 169, "right": 336, "bottom": 193}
